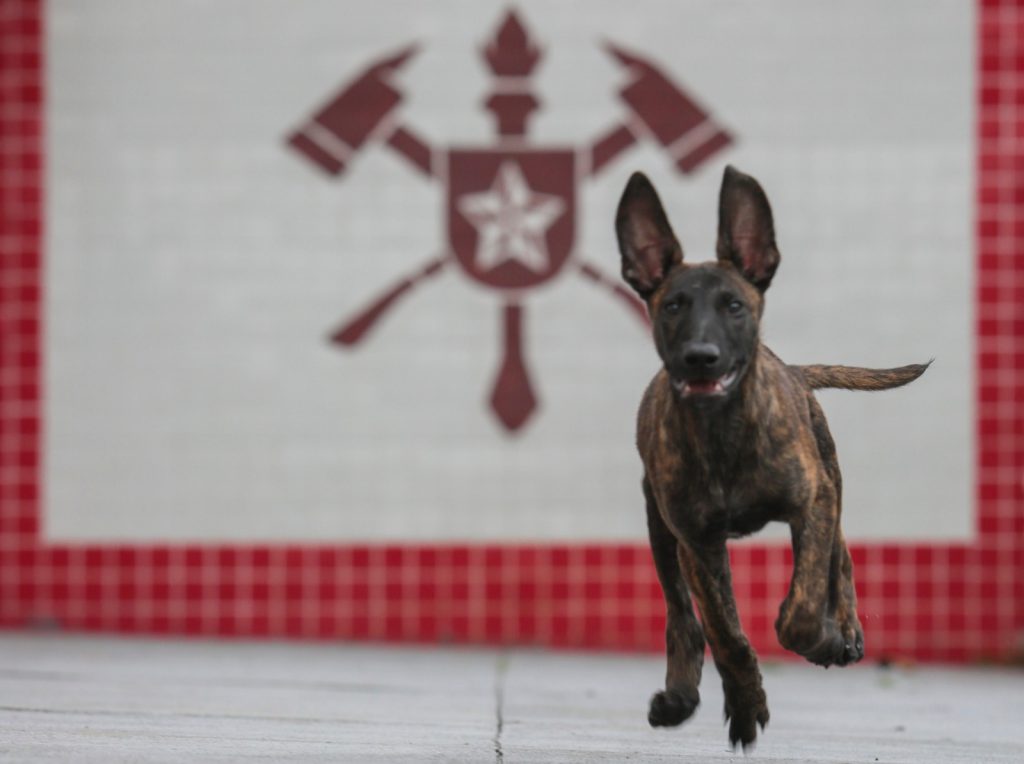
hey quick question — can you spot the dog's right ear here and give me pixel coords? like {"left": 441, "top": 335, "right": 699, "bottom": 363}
{"left": 615, "top": 172, "right": 683, "bottom": 299}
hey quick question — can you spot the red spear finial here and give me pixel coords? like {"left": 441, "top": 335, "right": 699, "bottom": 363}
{"left": 484, "top": 10, "right": 541, "bottom": 75}
{"left": 481, "top": 9, "right": 542, "bottom": 138}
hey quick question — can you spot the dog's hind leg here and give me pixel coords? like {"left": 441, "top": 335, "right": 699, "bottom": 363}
{"left": 643, "top": 477, "right": 705, "bottom": 728}
{"left": 677, "top": 538, "right": 769, "bottom": 750}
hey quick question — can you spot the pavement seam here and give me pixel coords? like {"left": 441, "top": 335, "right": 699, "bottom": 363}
{"left": 494, "top": 653, "right": 509, "bottom": 763}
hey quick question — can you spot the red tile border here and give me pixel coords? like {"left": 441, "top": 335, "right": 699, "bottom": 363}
{"left": 1, "top": 0, "right": 1021, "bottom": 662}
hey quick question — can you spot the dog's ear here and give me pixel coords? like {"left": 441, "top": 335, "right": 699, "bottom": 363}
{"left": 615, "top": 172, "right": 683, "bottom": 299}
{"left": 716, "top": 165, "right": 780, "bottom": 291}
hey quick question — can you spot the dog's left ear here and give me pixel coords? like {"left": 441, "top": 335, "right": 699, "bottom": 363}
{"left": 615, "top": 172, "right": 683, "bottom": 299}
{"left": 716, "top": 165, "right": 780, "bottom": 291}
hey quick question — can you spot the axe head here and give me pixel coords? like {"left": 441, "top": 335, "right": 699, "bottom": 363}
{"left": 288, "top": 44, "right": 418, "bottom": 175}
{"left": 607, "top": 42, "right": 732, "bottom": 174}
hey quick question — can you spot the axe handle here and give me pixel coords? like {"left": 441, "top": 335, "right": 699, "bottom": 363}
{"left": 385, "top": 125, "right": 435, "bottom": 178}
{"left": 587, "top": 122, "right": 638, "bottom": 178}
{"left": 578, "top": 262, "right": 650, "bottom": 327}
{"left": 331, "top": 257, "right": 447, "bottom": 346}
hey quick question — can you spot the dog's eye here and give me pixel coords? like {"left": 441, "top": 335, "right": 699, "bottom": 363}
{"left": 663, "top": 300, "right": 681, "bottom": 315}
{"left": 727, "top": 299, "right": 744, "bottom": 315}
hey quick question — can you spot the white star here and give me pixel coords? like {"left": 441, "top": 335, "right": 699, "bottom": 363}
{"left": 457, "top": 161, "right": 566, "bottom": 274}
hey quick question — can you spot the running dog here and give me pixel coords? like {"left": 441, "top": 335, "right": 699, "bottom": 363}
{"left": 616, "top": 166, "right": 928, "bottom": 749}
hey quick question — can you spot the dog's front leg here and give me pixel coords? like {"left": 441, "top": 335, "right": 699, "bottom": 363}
{"left": 644, "top": 478, "right": 705, "bottom": 728}
{"left": 678, "top": 538, "right": 768, "bottom": 750}
{"left": 828, "top": 527, "right": 865, "bottom": 664}
{"left": 776, "top": 482, "right": 860, "bottom": 667}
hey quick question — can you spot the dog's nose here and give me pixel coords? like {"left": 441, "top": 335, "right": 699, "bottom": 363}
{"left": 682, "top": 342, "right": 721, "bottom": 369}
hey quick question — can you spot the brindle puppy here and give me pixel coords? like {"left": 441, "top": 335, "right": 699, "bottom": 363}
{"left": 615, "top": 166, "right": 928, "bottom": 749}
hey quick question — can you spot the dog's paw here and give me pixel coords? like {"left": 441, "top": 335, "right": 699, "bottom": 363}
{"left": 723, "top": 689, "right": 769, "bottom": 751}
{"left": 780, "top": 615, "right": 863, "bottom": 668}
{"left": 836, "top": 620, "right": 865, "bottom": 666}
{"left": 648, "top": 686, "right": 700, "bottom": 727}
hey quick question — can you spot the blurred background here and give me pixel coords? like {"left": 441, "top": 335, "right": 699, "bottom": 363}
{"left": 0, "top": 0, "right": 1020, "bottom": 662}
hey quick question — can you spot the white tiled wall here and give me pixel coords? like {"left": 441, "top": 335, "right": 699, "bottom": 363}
{"left": 44, "top": 0, "right": 972, "bottom": 541}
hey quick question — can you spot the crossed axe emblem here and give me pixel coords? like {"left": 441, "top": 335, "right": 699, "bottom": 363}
{"left": 287, "top": 10, "right": 732, "bottom": 432}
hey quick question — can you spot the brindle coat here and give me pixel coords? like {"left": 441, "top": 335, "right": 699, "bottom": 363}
{"left": 616, "top": 167, "right": 928, "bottom": 749}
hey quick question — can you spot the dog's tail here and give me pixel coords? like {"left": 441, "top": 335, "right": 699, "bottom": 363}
{"left": 794, "top": 361, "right": 931, "bottom": 391}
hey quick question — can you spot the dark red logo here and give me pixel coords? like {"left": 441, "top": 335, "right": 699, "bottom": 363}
{"left": 287, "top": 10, "right": 733, "bottom": 432}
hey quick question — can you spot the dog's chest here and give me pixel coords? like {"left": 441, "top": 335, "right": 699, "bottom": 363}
{"left": 649, "top": 433, "right": 802, "bottom": 541}
{"left": 665, "top": 466, "right": 781, "bottom": 540}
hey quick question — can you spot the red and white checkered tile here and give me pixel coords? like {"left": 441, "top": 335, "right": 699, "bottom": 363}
{"left": 1, "top": 0, "right": 1021, "bottom": 661}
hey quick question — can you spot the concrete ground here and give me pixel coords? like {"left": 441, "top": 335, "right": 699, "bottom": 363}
{"left": 0, "top": 633, "right": 1020, "bottom": 763}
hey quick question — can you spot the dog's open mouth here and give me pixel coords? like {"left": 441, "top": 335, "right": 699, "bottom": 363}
{"left": 673, "top": 368, "right": 739, "bottom": 398}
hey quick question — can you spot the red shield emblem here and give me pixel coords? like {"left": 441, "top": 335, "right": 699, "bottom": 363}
{"left": 448, "top": 149, "right": 575, "bottom": 290}
{"left": 287, "top": 10, "right": 733, "bottom": 431}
